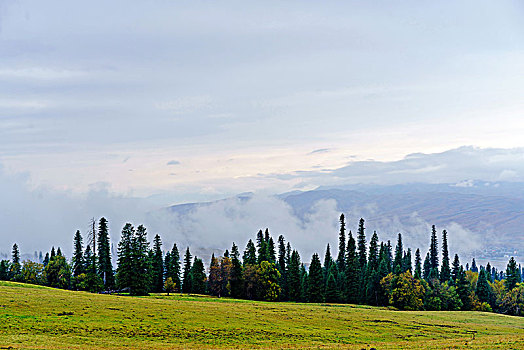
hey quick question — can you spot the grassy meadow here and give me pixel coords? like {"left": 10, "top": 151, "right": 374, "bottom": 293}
{"left": 0, "top": 281, "right": 523, "bottom": 349}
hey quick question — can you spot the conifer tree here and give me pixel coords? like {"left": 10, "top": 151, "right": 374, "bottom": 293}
{"left": 345, "top": 232, "right": 360, "bottom": 304}
{"left": 414, "top": 248, "right": 422, "bottom": 279}
{"left": 485, "top": 262, "right": 492, "bottom": 283}
{"left": 267, "top": 236, "right": 276, "bottom": 263}
{"left": 337, "top": 214, "right": 346, "bottom": 271}
{"left": 470, "top": 258, "right": 478, "bottom": 273}
{"left": 393, "top": 233, "right": 403, "bottom": 274}
{"left": 451, "top": 254, "right": 460, "bottom": 282}
{"left": 476, "top": 268, "right": 491, "bottom": 304}
{"left": 357, "top": 218, "right": 367, "bottom": 269}
{"left": 277, "top": 235, "right": 287, "bottom": 299}
{"left": 423, "top": 252, "right": 431, "bottom": 280}
{"left": 325, "top": 268, "right": 339, "bottom": 303}
{"left": 208, "top": 254, "right": 221, "bottom": 296}
{"left": 182, "top": 247, "right": 192, "bottom": 293}
{"left": 116, "top": 223, "right": 135, "bottom": 290}
{"left": 505, "top": 257, "right": 521, "bottom": 290}
{"left": 50, "top": 247, "right": 56, "bottom": 259}
{"left": 243, "top": 239, "right": 257, "bottom": 266}
{"left": 130, "top": 224, "right": 151, "bottom": 296}
{"left": 97, "top": 217, "right": 114, "bottom": 289}
{"left": 151, "top": 234, "right": 164, "bottom": 292}
{"left": 256, "top": 230, "right": 267, "bottom": 263}
{"left": 456, "top": 267, "right": 472, "bottom": 310}
{"left": 402, "top": 248, "right": 412, "bottom": 274}
{"left": 440, "top": 229, "right": 450, "bottom": 283}
{"left": 56, "top": 247, "right": 62, "bottom": 257}
{"left": 368, "top": 231, "right": 379, "bottom": 272}
{"left": 299, "top": 264, "right": 309, "bottom": 302}
{"left": 229, "top": 243, "right": 243, "bottom": 298}
{"left": 168, "top": 243, "right": 181, "bottom": 292}
{"left": 307, "top": 253, "right": 324, "bottom": 303}
{"left": 11, "top": 243, "right": 21, "bottom": 280}
{"left": 287, "top": 250, "right": 301, "bottom": 301}
{"left": 43, "top": 252, "right": 49, "bottom": 267}
{"left": 323, "top": 243, "right": 333, "bottom": 281}
{"left": 72, "top": 230, "right": 85, "bottom": 277}
{"left": 429, "top": 225, "right": 439, "bottom": 279}
{"left": 190, "top": 257, "right": 206, "bottom": 294}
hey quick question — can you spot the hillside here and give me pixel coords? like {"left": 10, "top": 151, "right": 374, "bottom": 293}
{"left": 1, "top": 281, "right": 523, "bottom": 349}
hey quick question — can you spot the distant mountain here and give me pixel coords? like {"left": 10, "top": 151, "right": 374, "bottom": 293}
{"left": 167, "top": 181, "right": 524, "bottom": 264}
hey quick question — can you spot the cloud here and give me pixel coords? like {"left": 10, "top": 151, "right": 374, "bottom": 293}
{"left": 167, "top": 160, "right": 180, "bottom": 166}
{"left": 308, "top": 148, "right": 331, "bottom": 155}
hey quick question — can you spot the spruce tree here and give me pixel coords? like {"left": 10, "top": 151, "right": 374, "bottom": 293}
{"left": 116, "top": 223, "right": 135, "bottom": 290}
{"left": 337, "top": 214, "right": 346, "bottom": 271}
{"left": 299, "top": 264, "right": 309, "bottom": 302}
{"left": 97, "top": 217, "right": 114, "bottom": 289}
{"left": 429, "top": 225, "right": 439, "bottom": 279}
{"left": 152, "top": 234, "right": 164, "bottom": 292}
{"left": 267, "top": 236, "right": 276, "bottom": 263}
{"left": 190, "top": 257, "right": 206, "bottom": 294}
{"left": 325, "top": 268, "right": 339, "bottom": 303}
{"left": 208, "top": 254, "right": 221, "bottom": 296}
{"left": 423, "top": 252, "right": 431, "bottom": 280}
{"left": 256, "top": 230, "right": 267, "bottom": 263}
{"left": 11, "top": 243, "right": 21, "bottom": 280}
{"left": 345, "top": 232, "right": 360, "bottom": 304}
{"left": 393, "top": 233, "right": 403, "bottom": 274}
{"left": 368, "top": 231, "right": 379, "bottom": 272}
{"left": 243, "top": 239, "right": 257, "bottom": 266}
{"left": 451, "top": 254, "right": 460, "bottom": 283}
{"left": 414, "top": 248, "right": 422, "bottom": 279}
{"left": 505, "top": 257, "right": 521, "bottom": 290}
{"left": 72, "top": 230, "right": 85, "bottom": 277}
{"left": 357, "top": 218, "right": 367, "bottom": 269}
{"left": 476, "top": 268, "right": 491, "bottom": 304}
{"left": 131, "top": 224, "right": 151, "bottom": 296}
{"left": 402, "top": 248, "right": 412, "bottom": 274}
{"left": 169, "top": 243, "right": 181, "bottom": 292}
{"left": 230, "top": 243, "right": 243, "bottom": 298}
{"left": 485, "top": 262, "right": 492, "bottom": 283}
{"left": 440, "top": 229, "right": 451, "bottom": 283}
{"left": 308, "top": 253, "right": 324, "bottom": 303}
{"left": 277, "top": 235, "right": 287, "bottom": 300}
{"left": 182, "top": 247, "right": 192, "bottom": 293}
{"left": 287, "top": 250, "right": 301, "bottom": 301}
{"left": 470, "top": 258, "right": 478, "bottom": 273}
{"left": 323, "top": 243, "right": 333, "bottom": 281}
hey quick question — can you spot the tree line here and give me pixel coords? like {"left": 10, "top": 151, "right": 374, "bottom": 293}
{"left": 1, "top": 214, "right": 523, "bottom": 316}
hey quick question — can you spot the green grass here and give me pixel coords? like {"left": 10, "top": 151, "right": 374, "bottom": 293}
{"left": 0, "top": 281, "right": 523, "bottom": 349}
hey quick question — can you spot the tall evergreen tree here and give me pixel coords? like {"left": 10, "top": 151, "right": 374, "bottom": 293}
{"left": 470, "top": 258, "right": 478, "bottom": 273}
{"left": 337, "top": 214, "right": 346, "bottom": 271}
{"left": 243, "top": 239, "right": 257, "bottom": 266}
{"left": 308, "top": 253, "right": 324, "bottom": 303}
{"left": 182, "top": 247, "right": 193, "bottom": 293}
{"left": 368, "top": 231, "right": 379, "bottom": 272}
{"left": 345, "top": 232, "right": 360, "bottom": 304}
{"left": 256, "top": 230, "right": 267, "bottom": 263}
{"left": 323, "top": 243, "right": 333, "bottom": 281}
{"left": 230, "top": 242, "right": 243, "bottom": 298}
{"left": 485, "top": 262, "right": 493, "bottom": 283}
{"left": 402, "top": 248, "right": 412, "bottom": 274}
{"left": 11, "top": 243, "right": 21, "bottom": 280}
{"left": 116, "top": 223, "right": 135, "bottom": 290}
{"left": 267, "top": 236, "right": 276, "bottom": 263}
{"left": 393, "top": 233, "right": 403, "bottom": 274}
{"left": 287, "top": 250, "right": 301, "bottom": 301}
{"left": 190, "top": 257, "right": 206, "bottom": 294}
{"left": 505, "top": 257, "right": 521, "bottom": 290}
{"left": 357, "top": 218, "right": 367, "bottom": 269}
{"left": 130, "top": 224, "right": 151, "bottom": 296}
{"left": 277, "top": 235, "right": 287, "bottom": 300}
{"left": 440, "top": 229, "right": 451, "bottom": 283}
{"left": 429, "top": 225, "right": 439, "bottom": 279}
{"left": 151, "top": 234, "right": 164, "bottom": 292}
{"left": 423, "top": 252, "right": 431, "bottom": 280}
{"left": 414, "top": 248, "right": 422, "bottom": 279}
{"left": 72, "top": 230, "right": 85, "bottom": 277}
{"left": 208, "top": 254, "right": 221, "bottom": 296}
{"left": 476, "top": 268, "right": 491, "bottom": 304}
{"left": 168, "top": 243, "right": 181, "bottom": 292}
{"left": 97, "top": 217, "right": 114, "bottom": 289}
{"left": 324, "top": 268, "right": 339, "bottom": 303}
{"left": 451, "top": 254, "right": 460, "bottom": 283}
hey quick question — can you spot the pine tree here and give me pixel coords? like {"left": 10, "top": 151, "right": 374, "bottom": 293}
{"left": 11, "top": 243, "right": 21, "bottom": 280}
{"left": 168, "top": 243, "right": 181, "bottom": 292}
{"left": 151, "top": 234, "right": 164, "bottom": 292}
{"left": 130, "top": 224, "right": 151, "bottom": 296}
{"left": 393, "top": 233, "right": 403, "bottom": 274}
{"left": 230, "top": 243, "right": 243, "bottom": 299}
{"left": 423, "top": 252, "right": 431, "bottom": 280}
{"left": 337, "top": 214, "right": 346, "bottom": 271}
{"left": 50, "top": 247, "right": 56, "bottom": 259}
{"left": 97, "top": 217, "right": 114, "bottom": 289}
{"left": 451, "top": 254, "right": 460, "bottom": 283}
{"left": 368, "top": 231, "right": 379, "bottom": 272}
{"left": 307, "top": 253, "right": 324, "bottom": 303}
{"left": 365, "top": 231, "right": 380, "bottom": 305}
{"left": 345, "top": 232, "right": 360, "bottom": 304}
{"left": 190, "top": 257, "right": 206, "bottom": 294}
{"left": 182, "top": 247, "right": 193, "bottom": 293}
{"left": 485, "top": 262, "right": 492, "bottom": 283}
{"left": 277, "top": 235, "right": 287, "bottom": 300}
{"left": 242, "top": 239, "right": 257, "bottom": 266}
{"left": 440, "top": 230, "right": 451, "bottom": 283}
{"left": 256, "top": 230, "right": 267, "bottom": 263}
{"left": 323, "top": 244, "right": 333, "bottom": 281}
{"left": 456, "top": 267, "right": 472, "bottom": 310}
{"left": 325, "top": 268, "right": 339, "bottom": 303}
{"left": 470, "top": 258, "right": 478, "bottom": 273}
{"left": 429, "top": 225, "right": 439, "bottom": 279}
{"left": 208, "top": 254, "right": 221, "bottom": 296}
{"left": 72, "top": 230, "right": 85, "bottom": 278}
{"left": 299, "top": 264, "right": 309, "bottom": 302}
{"left": 414, "top": 248, "right": 422, "bottom": 279}
{"left": 402, "top": 248, "right": 412, "bottom": 274}
{"left": 56, "top": 247, "right": 62, "bottom": 257}
{"left": 267, "top": 236, "right": 276, "bottom": 263}
{"left": 287, "top": 250, "right": 301, "bottom": 301}
{"left": 505, "top": 257, "right": 521, "bottom": 290}
{"left": 116, "top": 223, "right": 134, "bottom": 290}
{"left": 476, "top": 268, "right": 491, "bottom": 304}
{"left": 357, "top": 218, "right": 367, "bottom": 269}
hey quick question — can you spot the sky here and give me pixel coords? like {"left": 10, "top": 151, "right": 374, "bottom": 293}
{"left": 1, "top": 1, "right": 524, "bottom": 257}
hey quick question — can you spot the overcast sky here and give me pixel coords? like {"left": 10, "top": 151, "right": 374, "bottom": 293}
{"left": 1, "top": 1, "right": 524, "bottom": 256}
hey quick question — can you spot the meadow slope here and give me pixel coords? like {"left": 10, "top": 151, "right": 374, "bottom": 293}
{"left": 0, "top": 281, "right": 523, "bottom": 349}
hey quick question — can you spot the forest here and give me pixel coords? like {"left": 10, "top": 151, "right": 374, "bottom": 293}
{"left": 1, "top": 215, "right": 523, "bottom": 316}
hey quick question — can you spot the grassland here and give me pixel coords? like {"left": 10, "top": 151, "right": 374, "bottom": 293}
{"left": 0, "top": 281, "right": 523, "bottom": 349}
